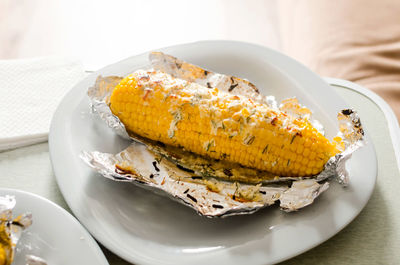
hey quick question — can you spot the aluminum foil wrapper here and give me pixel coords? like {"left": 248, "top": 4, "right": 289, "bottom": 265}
{"left": 280, "top": 180, "right": 329, "bottom": 211}
{"left": 83, "top": 52, "right": 365, "bottom": 217}
{"left": 26, "top": 255, "right": 47, "bottom": 265}
{"left": 150, "top": 52, "right": 268, "bottom": 105}
{"left": 0, "top": 195, "right": 33, "bottom": 265}
{"left": 88, "top": 76, "right": 128, "bottom": 139}
{"left": 81, "top": 145, "right": 327, "bottom": 217}
{"left": 316, "top": 109, "right": 365, "bottom": 185}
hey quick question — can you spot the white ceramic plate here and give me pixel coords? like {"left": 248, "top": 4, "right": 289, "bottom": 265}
{"left": 0, "top": 188, "right": 109, "bottom": 265}
{"left": 49, "top": 41, "right": 377, "bottom": 265}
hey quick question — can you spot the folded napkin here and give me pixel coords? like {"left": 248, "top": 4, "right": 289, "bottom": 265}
{"left": 0, "top": 57, "right": 85, "bottom": 151}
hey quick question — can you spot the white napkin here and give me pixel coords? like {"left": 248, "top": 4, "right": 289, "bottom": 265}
{"left": 0, "top": 57, "right": 86, "bottom": 151}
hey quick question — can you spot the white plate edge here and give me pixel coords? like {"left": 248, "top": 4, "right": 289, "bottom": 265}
{"left": 0, "top": 188, "right": 110, "bottom": 265}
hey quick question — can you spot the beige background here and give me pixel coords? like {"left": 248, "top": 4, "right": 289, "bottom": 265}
{"left": 3, "top": 0, "right": 399, "bottom": 118}
{"left": 0, "top": 0, "right": 279, "bottom": 70}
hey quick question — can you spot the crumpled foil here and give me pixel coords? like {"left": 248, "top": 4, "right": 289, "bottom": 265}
{"left": 0, "top": 195, "right": 33, "bottom": 265}
{"left": 88, "top": 76, "right": 128, "bottom": 139}
{"left": 316, "top": 109, "right": 365, "bottom": 185}
{"left": 81, "top": 145, "right": 327, "bottom": 217}
{"left": 279, "top": 179, "right": 330, "bottom": 211}
{"left": 26, "top": 255, "right": 47, "bottom": 265}
{"left": 82, "top": 52, "right": 365, "bottom": 217}
{"left": 150, "top": 52, "right": 267, "bottom": 105}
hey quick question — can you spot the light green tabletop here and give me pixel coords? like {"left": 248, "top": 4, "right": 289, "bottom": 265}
{"left": 1, "top": 83, "right": 399, "bottom": 265}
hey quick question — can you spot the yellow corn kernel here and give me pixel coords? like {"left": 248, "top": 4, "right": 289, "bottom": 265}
{"left": 110, "top": 70, "right": 340, "bottom": 177}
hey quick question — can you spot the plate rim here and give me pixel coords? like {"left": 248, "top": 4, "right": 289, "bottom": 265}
{"left": 49, "top": 40, "right": 377, "bottom": 265}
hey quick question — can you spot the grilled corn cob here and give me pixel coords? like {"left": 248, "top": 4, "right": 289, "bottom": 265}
{"left": 110, "top": 70, "right": 339, "bottom": 177}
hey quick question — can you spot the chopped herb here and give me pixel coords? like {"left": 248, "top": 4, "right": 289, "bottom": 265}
{"left": 262, "top": 144, "right": 269, "bottom": 154}
{"left": 191, "top": 176, "right": 203, "bottom": 180}
{"left": 229, "top": 84, "right": 238, "bottom": 91}
{"left": 183, "top": 189, "right": 189, "bottom": 194}
{"left": 212, "top": 204, "right": 224, "bottom": 209}
{"left": 210, "top": 120, "right": 217, "bottom": 130}
{"left": 249, "top": 82, "right": 259, "bottom": 93}
{"left": 244, "top": 135, "right": 255, "bottom": 145}
{"left": 290, "top": 134, "right": 297, "bottom": 144}
{"left": 149, "top": 174, "right": 154, "bottom": 179}
{"left": 220, "top": 153, "right": 229, "bottom": 159}
{"left": 191, "top": 93, "right": 203, "bottom": 106}
{"left": 152, "top": 161, "right": 160, "bottom": 172}
{"left": 342, "top": 109, "right": 353, "bottom": 115}
{"left": 155, "top": 156, "right": 163, "bottom": 163}
{"left": 186, "top": 194, "right": 197, "bottom": 202}
{"left": 259, "top": 191, "right": 266, "bottom": 195}
{"left": 223, "top": 168, "right": 233, "bottom": 176}
{"left": 204, "top": 70, "right": 209, "bottom": 76}
{"left": 229, "top": 77, "right": 238, "bottom": 92}
{"left": 176, "top": 164, "right": 195, "bottom": 173}
{"left": 174, "top": 110, "right": 182, "bottom": 120}
{"left": 207, "top": 82, "right": 212, "bottom": 88}
{"left": 168, "top": 109, "right": 182, "bottom": 138}
{"left": 206, "top": 142, "right": 212, "bottom": 151}
{"left": 239, "top": 121, "right": 244, "bottom": 133}
{"left": 205, "top": 139, "right": 215, "bottom": 152}
{"left": 287, "top": 159, "right": 291, "bottom": 166}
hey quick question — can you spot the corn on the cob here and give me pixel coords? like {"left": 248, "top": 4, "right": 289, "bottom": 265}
{"left": 110, "top": 70, "right": 339, "bottom": 177}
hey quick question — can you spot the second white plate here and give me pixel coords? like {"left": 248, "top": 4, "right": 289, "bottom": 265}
{"left": 0, "top": 188, "right": 109, "bottom": 265}
{"left": 49, "top": 40, "right": 377, "bottom": 265}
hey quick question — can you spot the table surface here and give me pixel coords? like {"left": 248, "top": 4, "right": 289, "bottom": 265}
{"left": 1, "top": 82, "right": 399, "bottom": 265}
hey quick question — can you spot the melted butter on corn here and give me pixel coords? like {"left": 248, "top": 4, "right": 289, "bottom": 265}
{"left": 110, "top": 70, "right": 340, "bottom": 177}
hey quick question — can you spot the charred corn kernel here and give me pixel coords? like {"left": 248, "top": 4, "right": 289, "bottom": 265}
{"left": 0, "top": 222, "right": 12, "bottom": 265}
{"left": 110, "top": 70, "right": 340, "bottom": 177}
